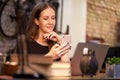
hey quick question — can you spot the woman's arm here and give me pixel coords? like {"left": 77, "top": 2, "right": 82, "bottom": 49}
{"left": 43, "top": 31, "right": 71, "bottom": 61}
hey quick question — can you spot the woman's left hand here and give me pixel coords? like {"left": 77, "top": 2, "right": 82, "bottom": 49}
{"left": 45, "top": 42, "right": 71, "bottom": 60}
{"left": 43, "top": 31, "right": 62, "bottom": 44}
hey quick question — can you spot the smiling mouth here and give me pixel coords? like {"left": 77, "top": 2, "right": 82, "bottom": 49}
{"left": 47, "top": 26, "right": 53, "bottom": 29}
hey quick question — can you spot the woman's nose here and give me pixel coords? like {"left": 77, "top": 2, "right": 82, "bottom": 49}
{"left": 48, "top": 19, "right": 52, "bottom": 24}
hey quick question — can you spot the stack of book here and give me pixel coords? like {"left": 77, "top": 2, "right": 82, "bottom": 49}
{"left": 49, "top": 62, "right": 71, "bottom": 76}
{"left": 10, "top": 54, "right": 71, "bottom": 77}
{"left": 28, "top": 54, "right": 53, "bottom": 76}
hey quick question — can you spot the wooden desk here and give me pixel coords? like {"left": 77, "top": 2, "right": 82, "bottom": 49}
{"left": 49, "top": 73, "right": 119, "bottom": 80}
{"left": 0, "top": 73, "right": 116, "bottom": 80}
{"left": 0, "top": 73, "right": 119, "bottom": 80}
{"left": 1, "top": 54, "right": 119, "bottom": 80}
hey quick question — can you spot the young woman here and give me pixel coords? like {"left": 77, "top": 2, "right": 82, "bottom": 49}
{"left": 25, "top": 2, "right": 70, "bottom": 61}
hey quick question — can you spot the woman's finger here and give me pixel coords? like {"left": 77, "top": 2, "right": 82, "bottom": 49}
{"left": 58, "top": 42, "right": 69, "bottom": 50}
{"left": 57, "top": 45, "right": 71, "bottom": 56}
{"left": 58, "top": 49, "right": 70, "bottom": 57}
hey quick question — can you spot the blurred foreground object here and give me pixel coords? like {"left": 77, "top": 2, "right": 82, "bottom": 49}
{"left": 2, "top": 61, "right": 18, "bottom": 76}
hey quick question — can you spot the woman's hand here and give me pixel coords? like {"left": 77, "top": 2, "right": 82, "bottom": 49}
{"left": 43, "top": 31, "right": 62, "bottom": 44}
{"left": 45, "top": 42, "right": 70, "bottom": 60}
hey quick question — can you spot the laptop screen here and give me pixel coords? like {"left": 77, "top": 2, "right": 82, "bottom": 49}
{"left": 71, "top": 42, "right": 109, "bottom": 76}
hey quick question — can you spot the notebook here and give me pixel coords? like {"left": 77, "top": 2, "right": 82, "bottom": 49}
{"left": 71, "top": 42, "right": 109, "bottom": 76}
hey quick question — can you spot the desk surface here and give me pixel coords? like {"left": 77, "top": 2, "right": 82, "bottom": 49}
{"left": 49, "top": 73, "right": 118, "bottom": 80}
{"left": 0, "top": 73, "right": 119, "bottom": 80}
{"left": 1, "top": 54, "right": 119, "bottom": 80}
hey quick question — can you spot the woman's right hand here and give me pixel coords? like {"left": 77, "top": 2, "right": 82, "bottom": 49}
{"left": 43, "top": 31, "right": 62, "bottom": 44}
{"left": 45, "top": 42, "right": 70, "bottom": 60}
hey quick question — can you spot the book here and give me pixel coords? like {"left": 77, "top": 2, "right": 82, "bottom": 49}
{"left": 49, "top": 62, "right": 71, "bottom": 76}
{"left": 28, "top": 54, "right": 53, "bottom": 65}
{"left": 10, "top": 54, "right": 53, "bottom": 76}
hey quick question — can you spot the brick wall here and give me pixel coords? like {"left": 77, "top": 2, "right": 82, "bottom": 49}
{"left": 87, "top": 0, "right": 120, "bottom": 46}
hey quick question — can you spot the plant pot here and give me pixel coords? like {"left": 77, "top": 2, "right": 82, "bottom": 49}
{"left": 106, "top": 63, "right": 120, "bottom": 78}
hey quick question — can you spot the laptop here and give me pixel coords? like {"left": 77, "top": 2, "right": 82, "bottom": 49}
{"left": 71, "top": 42, "right": 109, "bottom": 76}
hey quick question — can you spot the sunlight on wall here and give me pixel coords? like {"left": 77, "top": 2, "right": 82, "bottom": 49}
{"left": 57, "top": 0, "right": 87, "bottom": 58}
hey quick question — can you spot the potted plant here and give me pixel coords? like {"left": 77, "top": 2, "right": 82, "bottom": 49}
{"left": 106, "top": 56, "right": 120, "bottom": 78}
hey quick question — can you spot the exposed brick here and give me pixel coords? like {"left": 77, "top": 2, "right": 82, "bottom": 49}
{"left": 87, "top": 0, "right": 120, "bottom": 46}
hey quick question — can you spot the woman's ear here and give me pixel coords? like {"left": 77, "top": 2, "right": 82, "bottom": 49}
{"left": 34, "top": 18, "right": 39, "bottom": 25}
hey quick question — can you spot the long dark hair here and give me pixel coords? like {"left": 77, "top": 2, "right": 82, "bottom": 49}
{"left": 26, "top": 2, "right": 56, "bottom": 40}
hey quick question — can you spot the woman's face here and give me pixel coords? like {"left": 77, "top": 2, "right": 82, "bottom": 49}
{"left": 35, "top": 7, "right": 56, "bottom": 34}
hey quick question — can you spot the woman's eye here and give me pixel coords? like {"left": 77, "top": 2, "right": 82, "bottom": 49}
{"left": 52, "top": 17, "right": 55, "bottom": 20}
{"left": 44, "top": 18, "right": 48, "bottom": 20}
{"left": 43, "top": 16, "right": 55, "bottom": 20}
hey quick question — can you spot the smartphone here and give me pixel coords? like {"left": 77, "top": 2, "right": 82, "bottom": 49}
{"left": 61, "top": 35, "right": 71, "bottom": 62}
{"left": 61, "top": 35, "right": 71, "bottom": 45}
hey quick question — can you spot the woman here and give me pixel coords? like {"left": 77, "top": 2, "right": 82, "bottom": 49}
{"left": 25, "top": 2, "right": 70, "bottom": 61}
